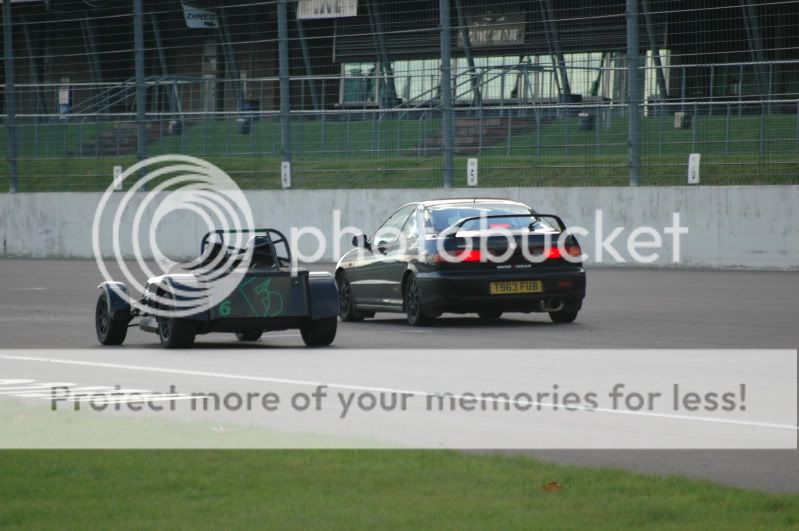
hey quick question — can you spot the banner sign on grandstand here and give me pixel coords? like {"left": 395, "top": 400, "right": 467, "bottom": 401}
{"left": 458, "top": 8, "right": 526, "bottom": 47}
{"left": 182, "top": 1, "right": 218, "bottom": 29}
{"left": 298, "top": 0, "right": 358, "bottom": 20}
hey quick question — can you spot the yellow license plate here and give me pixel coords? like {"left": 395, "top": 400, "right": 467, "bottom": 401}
{"left": 489, "top": 280, "right": 543, "bottom": 295}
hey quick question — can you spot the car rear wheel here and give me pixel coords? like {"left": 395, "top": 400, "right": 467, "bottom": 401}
{"left": 157, "top": 291, "right": 196, "bottom": 348}
{"left": 95, "top": 292, "right": 128, "bottom": 346}
{"left": 478, "top": 310, "right": 503, "bottom": 320}
{"left": 404, "top": 275, "right": 433, "bottom": 326}
{"left": 337, "top": 271, "right": 368, "bottom": 322}
{"left": 549, "top": 303, "right": 581, "bottom": 324}
{"left": 300, "top": 317, "right": 337, "bottom": 347}
{"left": 235, "top": 331, "right": 262, "bottom": 342}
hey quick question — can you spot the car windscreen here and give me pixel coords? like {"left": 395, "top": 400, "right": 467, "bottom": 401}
{"left": 426, "top": 204, "right": 535, "bottom": 232}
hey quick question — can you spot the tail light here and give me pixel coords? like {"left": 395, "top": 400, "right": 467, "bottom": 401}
{"left": 432, "top": 249, "right": 483, "bottom": 264}
{"left": 541, "top": 243, "right": 582, "bottom": 260}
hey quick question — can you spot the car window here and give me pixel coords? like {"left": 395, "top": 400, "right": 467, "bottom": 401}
{"left": 372, "top": 205, "right": 415, "bottom": 245}
{"left": 402, "top": 209, "right": 420, "bottom": 240}
{"left": 426, "top": 203, "right": 533, "bottom": 232}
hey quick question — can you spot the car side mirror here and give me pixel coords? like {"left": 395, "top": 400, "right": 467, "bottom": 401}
{"left": 352, "top": 234, "right": 369, "bottom": 249}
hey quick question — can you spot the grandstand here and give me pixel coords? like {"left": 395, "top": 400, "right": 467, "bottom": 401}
{"left": 2, "top": 0, "right": 798, "bottom": 189}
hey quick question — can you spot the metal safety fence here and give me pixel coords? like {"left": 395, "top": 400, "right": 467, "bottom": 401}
{"left": 2, "top": 0, "right": 798, "bottom": 191}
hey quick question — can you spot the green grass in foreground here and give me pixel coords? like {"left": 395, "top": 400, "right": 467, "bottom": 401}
{"left": 0, "top": 401, "right": 798, "bottom": 529}
{"left": 1, "top": 450, "right": 798, "bottom": 530}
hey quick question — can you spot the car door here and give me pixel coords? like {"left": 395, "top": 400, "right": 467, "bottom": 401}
{"left": 380, "top": 207, "right": 423, "bottom": 307}
{"left": 353, "top": 205, "right": 415, "bottom": 307}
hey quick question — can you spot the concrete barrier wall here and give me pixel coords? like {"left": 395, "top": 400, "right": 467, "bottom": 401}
{"left": 1, "top": 186, "right": 797, "bottom": 269}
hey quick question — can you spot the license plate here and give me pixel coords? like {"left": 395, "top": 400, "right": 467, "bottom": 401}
{"left": 489, "top": 280, "right": 543, "bottom": 295}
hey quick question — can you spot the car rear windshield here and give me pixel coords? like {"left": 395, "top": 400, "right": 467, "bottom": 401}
{"left": 426, "top": 203, "right": 533, "bottom": 232}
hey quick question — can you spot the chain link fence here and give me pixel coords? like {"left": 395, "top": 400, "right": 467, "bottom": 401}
{"left": 2, "top": 0, "right": 798, "bottom": 191}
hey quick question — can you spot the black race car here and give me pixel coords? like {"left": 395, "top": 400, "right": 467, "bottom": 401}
{"left": 96, "top": 228, "right": 339, "bottom": 348}
{"left": 335, "top": 199, "right": 586, "bottom": 326}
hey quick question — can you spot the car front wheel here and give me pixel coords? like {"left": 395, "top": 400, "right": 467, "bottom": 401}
{"left": 337, "top": 271, "right": 367, "bottom": 322}
{"left": 95, "top": 292, "right": 128, "bottom": 346}
{"left": 157, "top": 290, "right": 196, "bottom": 348}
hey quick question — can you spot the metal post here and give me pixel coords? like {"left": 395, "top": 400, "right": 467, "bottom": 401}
{"left": 134, "top": 0, "right": 147, "bottom": 170}
{"left": 439, "top": 0, "right": 454, "bottom": 188}
{"left": 3, "top": 0, "right": 18, "bottom": 192}
{"left": 278, "top": 0, "right": 291, "bottom": 164}
{"left": 626, "top": 0, "right": 641, "bottom": 186}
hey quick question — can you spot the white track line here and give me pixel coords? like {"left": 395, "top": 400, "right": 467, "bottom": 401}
{"left": 0, "top": 354, "right": 796, "bottom": 432}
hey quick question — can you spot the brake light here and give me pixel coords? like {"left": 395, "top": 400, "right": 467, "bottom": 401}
{"left": 432, "top": 249, "right": 483, "bottom": 264}
{"left": 488, "top": 223, "right": 511, "bottom": 229}
{"left": 542, "top": 244, "right": 581, "bottom": 260}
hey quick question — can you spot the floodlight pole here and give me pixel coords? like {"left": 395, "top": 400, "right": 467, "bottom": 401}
{"left": 626, "top": 0, "right": 642, "bottom": 186}
{"left": 134, "top": 0, "right": 147, "bottom": 178}
{"left": 278, "top": 0, "right": 292, "bottom": 164}
{"left": 439, "top": 0, "right": 454, "bottom": 188}
{"left": 3, "top": 0, "right": 19, "bottom": 192}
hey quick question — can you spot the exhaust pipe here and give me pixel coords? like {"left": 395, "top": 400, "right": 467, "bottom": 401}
{"left": 540, "top": 299, "right": 565, "bottom": 312}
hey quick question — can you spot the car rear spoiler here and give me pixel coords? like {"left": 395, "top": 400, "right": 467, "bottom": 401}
{"left": 442, "top": 213, "right": 567, "bottom": 237}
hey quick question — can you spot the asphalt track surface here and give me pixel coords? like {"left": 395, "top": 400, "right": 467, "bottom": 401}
{"left": 0, "top": 259, "right": 797, "bottom": 492}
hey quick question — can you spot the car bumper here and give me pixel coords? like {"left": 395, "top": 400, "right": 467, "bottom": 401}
{"left": 415, "top": 267, "right": 586, "bottom": 314}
